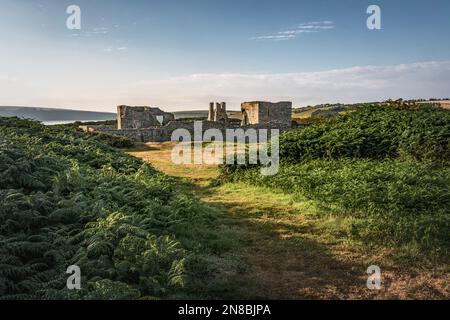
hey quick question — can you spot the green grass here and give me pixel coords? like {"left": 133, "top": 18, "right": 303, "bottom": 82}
{"left": 222, "top": 158, "right": 450, "bottom": 258}
{"left": 2, "top": 105, "right": 449, "bottom": 299}
{"left": 221, "top": 103, "right": 450, "bottom": 262}
{"left": 130, "top": 143, "right": 449, "bottom": 299}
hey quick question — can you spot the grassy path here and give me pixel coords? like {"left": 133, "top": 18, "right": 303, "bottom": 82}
{"left": 128, "top": 142, "right": 448, "bottom": 299}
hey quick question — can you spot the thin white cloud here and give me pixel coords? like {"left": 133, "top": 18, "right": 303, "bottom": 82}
{"left": 302, "top": 21, "right": 334, "bottom": 25}
{"left": 69, "top": 27, "right": 109, "bottom": 38}
{"left": 251, "top": 21, "right": 335, "bottom": 41}
{"left": 113, "top": 61, "right": 450, "bottom": 109}
{"left": 2, "top": 61, "right": 449, "bottom": 111}
{"left": 93, "top": 27, "right": 108, "bottom": 33}
{"left": 0, "top": 75, "right": 17, "bottom": 82}
{"left": 103, "top": 46, "right": 128, "bottom": 52}
{"left": 250, "top": 34, "right": 297, "bottom": 41}
{"left": 89, "top": 27, "right": 109, "bottom": 35}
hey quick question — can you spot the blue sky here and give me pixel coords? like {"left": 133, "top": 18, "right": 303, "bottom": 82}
{"left": 0, "top": 0, "right": 449, "bottom": 111}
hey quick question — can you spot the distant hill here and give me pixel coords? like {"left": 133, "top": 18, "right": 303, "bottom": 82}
{"left": 0, "top": 106, "right": 115, "bottom": 122}
{"left": 0, "top": 107, "right": 243, "bottom": 124}
{"left": 293, "top": 104, "right": 352, "bottom": 120}
{"left": 293, "top": 99, "right": 450, "bottom": 121}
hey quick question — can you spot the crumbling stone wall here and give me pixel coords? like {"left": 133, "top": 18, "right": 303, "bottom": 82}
{"left": 241, "top": 102, "right": 259, "bottom": 125}
{"left": 208, "top": 102, "right": 228, "bottom": 123}
{"left": 241, "top": 101, "right": 292, "bottom": 128}
{"left": 117, "top": 105, "right": 175, "bottom": 129}
{"left": 81, "top": 120, "right": 287, "bottom": 143}
{"left": 82, "top": 102, "right": 293, "bottom": 143}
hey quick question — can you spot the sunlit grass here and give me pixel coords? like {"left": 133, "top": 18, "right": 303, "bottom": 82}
{"left": 128, "top": 141, "right": 450, "bottom": 299}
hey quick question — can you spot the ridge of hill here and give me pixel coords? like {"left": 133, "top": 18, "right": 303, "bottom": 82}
{"left": 0, "top": 106, "right": 115, "bottom": 122}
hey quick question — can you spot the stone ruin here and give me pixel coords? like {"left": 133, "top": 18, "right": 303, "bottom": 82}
{"left": 80, "top": 101, "right": 293, "bottom": 142}
{"left": 117, "top": 105, "right": 174, "bottom": 129}
{"left": 241, "top": 101, "right": 292, "bottom": 127}
{"left": 208, "top": 102, "right": 228, "bottom": 123}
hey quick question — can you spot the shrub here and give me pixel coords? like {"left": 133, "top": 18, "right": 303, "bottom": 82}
{"left": 279, "top": 104, "right": 450, "bottom": 163}
{"left": 0, "top": 117, "right": 227, "bottom": 299}
{"left": 221, "top": 104, "right": 450, "bottom": 257}
{"left": 224, "top": 159, "right": 450, "bottom": 253}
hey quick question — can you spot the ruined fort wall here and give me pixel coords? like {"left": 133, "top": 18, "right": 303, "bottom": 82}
{"left": 241, "top": 101, "right": 292, "bottom": 128}
{"left": 241, "top": 102, "right": 259, "bottom": 125}
{"left": 81, "top": 101, "right": 293, "bottom": 143}
{"left": 117, "top": 105, "right": 175, "bottom": 129}
{"left": 258, "top": 102, "right": 292, "bottom": 128}
{"left": 117, "top": 106, "right": 160, "bottom": 129}
{"left": 81, "top": 120, "right": 288, "bottom": 143}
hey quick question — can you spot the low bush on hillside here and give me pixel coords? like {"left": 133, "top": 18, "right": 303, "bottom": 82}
{"left": 221, "top": 103, "right": 450, "bottom": 258}
{"left": 280, "top": 104, "right": 449, "bottom": 163}
{"left": 0, "top": 117, "right": 231, "bottom": 299}
{"left": 223, "top": 159, "right": 450, "bottom": 254}
{"left": 87, "top": 131, "right": 134, "bottom": 148}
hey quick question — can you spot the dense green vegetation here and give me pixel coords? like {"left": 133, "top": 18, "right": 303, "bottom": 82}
{"left": 0, "top": 118, "right": 233, "bottom": 299}
{"left": 283, "top": 104, "right": 449, "bottom": 163}
{"left": 87, "top": 131, "right": 134, "bottom": 148}
{"left": 221, "top": 103, "right": 450, "bottom": 259}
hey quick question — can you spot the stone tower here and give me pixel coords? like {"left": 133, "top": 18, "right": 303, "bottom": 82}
{"left": 208, "top": 102, "right": 228, "bottom": 123}
{"left": 241, "top": 101, "right": 292, "bottom": 128}
{"left": 208, "top": 102, "right": 215, "bottom": 121}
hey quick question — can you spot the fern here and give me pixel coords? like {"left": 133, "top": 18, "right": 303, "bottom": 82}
{"left": 0, "top": 117, "right": 220, "bottom": 299}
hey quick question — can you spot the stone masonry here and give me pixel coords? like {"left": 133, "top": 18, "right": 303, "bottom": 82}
{"left": 208, "top": 102, "right": 228, "bottom": 123}
{"left": 81, "top": 101, "right": 293, "bottom": 142}
{"left": 241, "top": 101, "right": 292, "bottom": 128}
{"left": 117, "top": 105, "right": 175, "bottom": 129}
